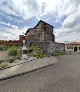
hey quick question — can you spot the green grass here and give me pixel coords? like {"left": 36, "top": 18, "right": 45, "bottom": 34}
{"left": 0, "top": 63, "right": 9, "bottom": 69}
{"left": 52, "top": 51, "right": 66, "bottom": 56}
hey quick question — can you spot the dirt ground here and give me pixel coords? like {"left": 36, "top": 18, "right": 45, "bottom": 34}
{"left": 0, "top": 51, "right": 13, "bottom": 60}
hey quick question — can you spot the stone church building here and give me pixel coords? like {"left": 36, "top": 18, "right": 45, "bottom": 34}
{"left": 25, "top": 20, "right": 55, "bottom": 43}
{"left": 19, "top": 20, "right": 65, "bottom": 54}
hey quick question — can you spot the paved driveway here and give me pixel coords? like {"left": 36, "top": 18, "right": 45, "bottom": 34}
{"left": 0, "top": 54, "right": 80, "bottom": 92}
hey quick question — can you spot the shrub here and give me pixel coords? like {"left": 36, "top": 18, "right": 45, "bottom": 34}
{"left": 8, "top": 46, "right": 21, "bottom": 56}
{"left": 27, "top": 45, "right": 47, "bottom": 59}
{"left": 9, "top": 48, "right": 17, "bottom": 56}
{"left": 16, "top": 56, "right": 21, "bottom": 60}
{"left": 0, "top": 63, "right": 9, "bottom": 69}
{"left": 0, "top": 60, "right": 3, "bottom": 64}
{"left": 27, "top": 48, "right": 33, "bottom": 53}
{"left": 36, "top": 55, "right": 40, "bottom": 59}
{"left": 33, "top": 54, "right": 37, "bottom": 57}
{"left": 8, "top": 59, "right": 15, "bottom": 63}
{"left": 38, "top": 53, "right": 43, "bottom": 58}
{"left": 35, "top": 53, "right": 46, "bottom": 59}
{"left": 0, "top": 45, "right": 7, "bottom": 51}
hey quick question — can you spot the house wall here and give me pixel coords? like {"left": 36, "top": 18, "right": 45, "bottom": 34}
{"left": 65, "top": 44, "right": 80, "bottom": 52}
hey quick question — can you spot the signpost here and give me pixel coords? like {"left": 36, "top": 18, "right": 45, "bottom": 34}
{"left": 21, "top": 40, "right": 28, "bottom": 60}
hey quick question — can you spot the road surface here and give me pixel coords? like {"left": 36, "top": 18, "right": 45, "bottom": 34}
{"left": 0, "top": 54, "right": 80, "bottom": 92}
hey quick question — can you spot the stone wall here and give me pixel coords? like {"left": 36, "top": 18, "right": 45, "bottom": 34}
{"left": 26, "top": 28, "right": 44, "bottom": 42}
{"left": 19, "top": 20, "right": 64, "bottom": 53}
{"left": 25, "top": 20, "right": 55, "bottom": 43}
{"left": 19, "top": 35, "right": 27, "bottom": 45}
{"left": 35, "top": 41, "right": 65, "bottom": 54}
{"left": 26, "top": 28, "right": 55, "bottom": 43}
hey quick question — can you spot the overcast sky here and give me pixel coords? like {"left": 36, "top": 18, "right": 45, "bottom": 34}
{"left": 0, "top": 0, "right": 80, "bottom": 42}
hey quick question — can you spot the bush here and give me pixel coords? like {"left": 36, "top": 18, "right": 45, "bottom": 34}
{"left": 27, "top": 48, "right": 33, "bottom": 53}
{"left": 34, "top": 53, "right": 46, "bottom": 59}
{"left": 8, "top": 47, "right": 17, "bottom": 56}
{"left": 0, "top": 63, "right": 9, "bottom": 69}
{"left": 0, "top": 45, "right": 7, "bottom": 51}
{"left": 36, "top": 55, "right": 40, "bottom": 59}
{"left": 33, "top": 54, "right": 37, "bottom": 57}
{"left": 38, "top": 53, "right": 44, "bottom": 58}
{"left": 27, "top": 45, "right": 47, "bottom": 59}
{"left": 8, "top": 46, "right": 21, "bottom": 56}
{"left": 0, "top": 60, "right": 3, "bottom": 64}
{"left": 16, "top": 56, "right": 21, "bottom": 60}
{"left": 8, "top": 59, "right": 15, "bottom": 63}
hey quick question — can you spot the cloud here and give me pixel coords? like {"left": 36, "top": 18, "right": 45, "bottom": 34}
{"left": 0, "top": 21, "right": 29, "bottom": 40}
{"left": 0, "top": 0, "right": 63, "bottom": 20}
{"left": 0, "top": 0, "right": 80, "bottom": 42}
{"left": 0, "top": 0, "right": 16, "bottom": 15}
{"left": 54, "top": 0, "right": 80, "bottom": 42}
{"left": 63, "top": 11, "right": 80, "bottom": 29}
{"left": 5, "top": 0, "right": 39, "bottom": 20}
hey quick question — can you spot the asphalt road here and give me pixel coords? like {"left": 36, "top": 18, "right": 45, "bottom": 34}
{"left": 0, "top": 54, "right": 80, "bottom": 92}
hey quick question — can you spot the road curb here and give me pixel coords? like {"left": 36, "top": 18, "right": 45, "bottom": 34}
{"left": 0, "top": 62, "right": 56, "bottom": 81}
{"left": 0, "top": 58, "right": 36, "bottom": 70}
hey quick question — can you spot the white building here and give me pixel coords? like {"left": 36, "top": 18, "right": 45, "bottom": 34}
{"left": 65, "top": 42, "right": 80, "bottom": 52}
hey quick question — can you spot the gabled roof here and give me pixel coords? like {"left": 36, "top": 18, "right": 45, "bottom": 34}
{"left": 34, "top": 20, "right": 54, "bottom": 28}
{"left": 25, "top": 20, "right": 54, "bottom": 35}
{"left": 66, "top": 42, "right": 80, "bottom": 45}
{"left": 25, "top": 28, "right": 34, "bottom": 35}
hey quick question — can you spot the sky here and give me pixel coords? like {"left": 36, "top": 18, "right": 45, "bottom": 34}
{"left": 0, "top": 0, "right": 80, "bottom": 42}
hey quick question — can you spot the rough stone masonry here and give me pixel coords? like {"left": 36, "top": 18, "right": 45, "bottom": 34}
{"left": 19, "top": 20, "right": 65, "bottom": 54}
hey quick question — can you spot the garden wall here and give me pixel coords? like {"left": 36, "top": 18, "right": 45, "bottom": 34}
{"left": 35, "top": 41, "right": 65, "bottom": 54}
